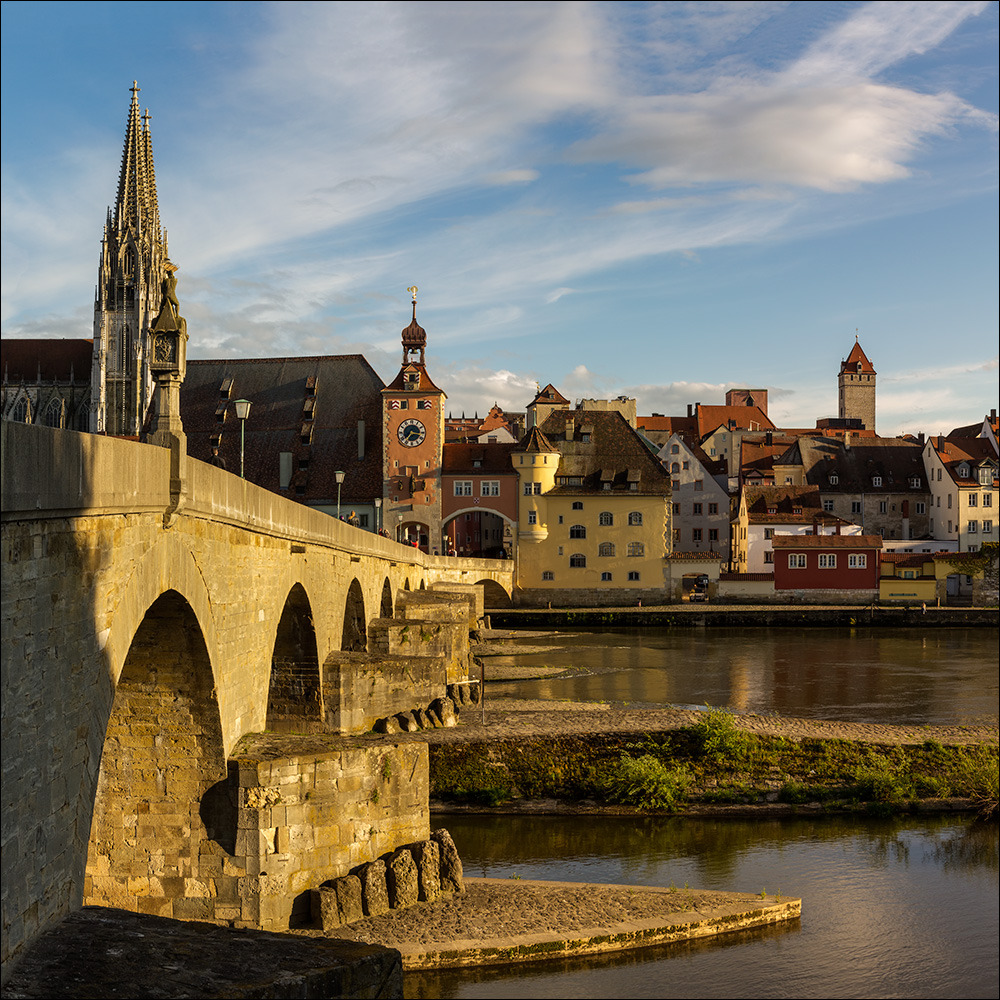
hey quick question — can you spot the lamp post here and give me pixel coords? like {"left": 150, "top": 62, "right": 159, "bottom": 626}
{"left": 335, "top": 470, "right": 345, "bottom": 519}
{"left": 233, "top": 399, "right": 251, "bottom": 479}
{"left": 397, "top": 514, "right": 403, "bottom": 544}
{"left": 374, "top": 497, "right": 382, "bottom": 534}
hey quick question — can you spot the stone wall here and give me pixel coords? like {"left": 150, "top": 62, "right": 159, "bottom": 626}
{"left": 233, "top": 743, "right": 430, "bottom": 931}
{"left": 515, "top": 586, "right": 670, "bottom": 607}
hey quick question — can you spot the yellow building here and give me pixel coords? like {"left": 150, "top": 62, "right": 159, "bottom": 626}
{"left": 512, "top": 409, "right": 672, "bottom": 605}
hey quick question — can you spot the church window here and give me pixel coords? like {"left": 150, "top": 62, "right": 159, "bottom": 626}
{"left": 9, "top": 396, "right": 30, "bottom": 423}
{"left": 599, "top": 512, "right": 613, "bottom": 526}
{"left": 42, "top": 398, "right": 63, "bottom": 428}
{"left": 569, "top": 553, "right": 586, "bottom": 568}
{"left": 569, "top": 524, "right": 586, "bottom": 539}
{"left": 598, "top": 542, "right": 615, "bottom": 557}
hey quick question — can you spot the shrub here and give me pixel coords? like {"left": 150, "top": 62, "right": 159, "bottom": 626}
{"left": 689, "top": 708, "right": 756, "bottom": 765}
{"left": 598, "top": 754, "right": 691, "bottom": 812}
{"left": 853, "top": 753, "right": 914, "bottom": 807}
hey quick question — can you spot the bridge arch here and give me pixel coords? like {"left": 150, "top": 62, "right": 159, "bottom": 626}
{"left": 341, "top": 578, "right": 367, "bottom": 651}
{"left": 267, "top": 583, "right": 321, "bottom": 732}
{"left": 476, "top": 578, "right": 514, "bottom": 608}
{"left": 84, "top": 590, "right": 230, "bottom": 918}
{"left": 443, "top": 507, "right": 513, "bottom": 558}
{"left": 380, "top": 577, "right": 393, "bottom": 618}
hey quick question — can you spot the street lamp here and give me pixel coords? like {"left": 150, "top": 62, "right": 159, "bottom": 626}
{"left": 233, "top": 399, "right": 251, "bottom": 479}
{"left": 397, "top": 514, "right": 403, "bottom": 544}
{"left": 335, "top": 470, "right": 345, "bottom": 519}
{"left": 374, "top": 497, "right": 382, "bottom": 534}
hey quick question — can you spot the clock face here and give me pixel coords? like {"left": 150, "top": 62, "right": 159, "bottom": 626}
{"left": 397, "top": 418, "right": 426, "bottom": 447}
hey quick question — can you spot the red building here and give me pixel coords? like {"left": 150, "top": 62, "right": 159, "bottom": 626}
{"left": 772, "top": 533, "right": 882, "bottom": 598}
{"left": 441, "top": 442, "right": 518, "bottom": 557}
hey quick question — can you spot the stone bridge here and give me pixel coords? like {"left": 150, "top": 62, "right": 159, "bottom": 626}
{"left": 1, "top": 421, "right": 512, "bottom": 979}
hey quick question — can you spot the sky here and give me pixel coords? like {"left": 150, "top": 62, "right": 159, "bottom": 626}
{"left": 2, "top": 1, "right": 997, "bottom": 436}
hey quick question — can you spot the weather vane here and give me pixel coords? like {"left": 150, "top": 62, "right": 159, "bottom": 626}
{"left": 407, "top": 285, "right": 418, "bottom": 303}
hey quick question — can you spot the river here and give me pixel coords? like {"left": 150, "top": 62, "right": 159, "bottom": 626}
{"left": 407, "top": 626, "right": 998, "bottom": 999}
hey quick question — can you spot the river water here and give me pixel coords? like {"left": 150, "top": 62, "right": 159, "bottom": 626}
{"left": 406, "top": 626, "right": 998, "bottom": 999}
{"left": 483, "top": 627, "right": 999, "bottom": 725}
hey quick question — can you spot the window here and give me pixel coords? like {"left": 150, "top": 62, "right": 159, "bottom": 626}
{"left": 818, "top": 554, "right": 837, "bottom": 569}
{"left": 672, "top": 503, "right": 680, "bottom": 515}
{"left": 851, "top": 501, "right": 862, "bottom": 514}
{"left": 599, "top": 511, "right": 614, "bottom": 526}
{"left": 454, "top": 481, "right": 472, "bottom": 496}
{"left": 909, "top": 476, "right": 922, "bottom": 488}
{"left": 788, "top": 554, "right": 806, "bottom": 569}
{"left": 603, "top": 482, "right": 612, "bottom": 491}
{"left": 523, "top": 483, "right": 532, "bottom": 495}
{"left": 829, "top": 474, "right": 839, "bottom": 485}
{"left": 481, "top": 481, "right": 500, "bottom": 496}
{"left": 569, "top": 553, "right": 586, "bottom": 568}
{"left": 980, "top": 468, "right": 994, "bottom": 485}
{"left": 767, "top": 507, "right": 777, "bottom": 515}
{"left": 693, "top": 503, "right": 703, "bottom": 516}
{"left": 692, "top": 529, "right": 702, "bottom": 542}
{"left": 709, "top": 528, "right": 719, "bottom": 542}
{"left": 916, "top": 502, "right": 926, "bottom": 515}
{"left": 694, "top": 480, "right": 704, "bottom": 491}
{"left": 969, "top": 493, "right": 978, "bottom": 507}
{"left": 984, "top": 494, "right": 992, "bottom": 508}
{"left": 627, "top": 571, "right": 640, "bottom": 581}
{"left": 682, "top": 461, "right": 689, "bottom": 470}
{"left": 627, "top": 541, "right": 644, "bottom": 557}
{"left": 672, "top": 481, "right": 680, "bottom": 491}
{"left": 558, "top": 515, "right": 564, "bottom": 524}
{"left": 598, "top": 542, "right": 615, "bottom": 557}
{"left": 879, "top": 501, "right": 887, "bottom": 514}
{"left": 569, "top": 524, "right": 586, "bottom": 538}
{"left": 671, "top": 462, "right": 680, "bottom": 473}
{"left": 823, "top": 500, "right": 834, "bottom": 512}
{"left": 764, "top": 551, "right": 774, "bottom": 564}
{"left": 572, "top": 501, "right": 584, "bottom": 510}
{"left": 568, "top": 477, "right": 583, "bottom": 486}
{"left": 708, "top": 503, "right": 718, "bottom": 515}
{"left": 671, "top": 444, "right": 680, "bottom": 454}
{"left": 873, "top": 476, "right": 882, "bottom": 487}
{"left": 968, "top": 520, "right": 978, "bottom": 534}
{"left": 673, "top": 528, "right": 680, "bottom": 542}
{"left": 848, "top": 554, "right": 867, "bottom": 568}
{"left": 542, "top": 571, "right": 554, "bottom": 580}
{"left": 764, "top": 528, "right": 774, "bottom": 539}
{"left": 629, "top": 511, "right": 643, "bottom": 526}
{"left": 948, "top": 494, "right": 952, "bottom": 508}
{"left": 984, "top": 520, "right": 993, "bottom": 534}
{"left": 601, "top": 572, "right": 613, "bottom": 582}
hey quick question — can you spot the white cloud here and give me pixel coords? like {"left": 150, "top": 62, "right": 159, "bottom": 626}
{"left": 484, "top": 169, "right": 540, "bottom": 186}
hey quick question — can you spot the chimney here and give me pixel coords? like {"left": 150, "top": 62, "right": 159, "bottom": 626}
{"left": 687, "top": 403, "right": 693, "bottom": 417}
{"left": 844, "top": 431, "right": 851, "bottom": 451}
{"left": 766, "top": 430, "right": 773, "bottom": 446}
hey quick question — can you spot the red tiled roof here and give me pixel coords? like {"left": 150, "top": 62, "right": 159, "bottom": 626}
{"left": 772, "top": 534, "right": 882, "bottom": 549}
{"left": 696, "top": 404, "right": 774, "bottom": 438}
{"left": 841, "top": 339, "right": 876, "bottom": 375}
{"left": 530, "top": 383, "right": 570, "bottom": 406}
{"left": 442, "top": 442, "right": 517, "bottom": 474}
{"left": 384, "top": 363, "right": 444, "bottom": 393}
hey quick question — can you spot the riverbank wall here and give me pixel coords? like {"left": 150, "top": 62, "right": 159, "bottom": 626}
{"left": 489, "top": 605, "right": 998, "bottom": 628}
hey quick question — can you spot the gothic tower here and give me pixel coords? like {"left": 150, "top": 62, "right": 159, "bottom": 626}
{"left": 838, "top": 337, "right": 876, "bottom": 432}
{"left": 91, "top": 82, "right": 170, "bottom": 435}
{"left": 382, "top": 289, "right": 446, "bottom": 551}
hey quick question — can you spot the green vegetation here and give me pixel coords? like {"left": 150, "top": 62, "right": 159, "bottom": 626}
{"left": 429, "top": 712, "right": 998, "bottom": 818}
{"left": 597, "top": 754, "right": 691, "bottom": 812}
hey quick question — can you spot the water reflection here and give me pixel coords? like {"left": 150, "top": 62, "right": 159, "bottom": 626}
{"left": 408, "top": 815, "right": 998, "bottom": 1000}
{"left": 488, "top": 627, "right": 999, "bottom": 725}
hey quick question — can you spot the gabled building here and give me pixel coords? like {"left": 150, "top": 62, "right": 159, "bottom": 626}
{"left": 658, "top": 433, "right": 730, "bottom": 556}
{"left": 922, "top": 436, "right": 999, "bottom": 551}
{"left": 513, "top": 409, "right": 672, "bottom": 603}
{"left": 525, "top": 383, "right": 570, "bottom": 429}
{"left": 771, "top": 434, "right": 931, "bottom": 541}
{"left": 732, "top": 485, "right": 859, "bottom": 574}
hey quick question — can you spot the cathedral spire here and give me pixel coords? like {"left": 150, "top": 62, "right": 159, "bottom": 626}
{"left": 112, "top": 81, "right": 162, "bottom": 250}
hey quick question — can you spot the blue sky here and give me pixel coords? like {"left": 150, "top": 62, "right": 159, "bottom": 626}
{"left": 2, "top": 1, "right": 997, "bottom": 435}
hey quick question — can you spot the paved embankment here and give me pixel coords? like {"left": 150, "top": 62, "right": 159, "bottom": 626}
{"left": 488, "top": 604, "right": 998, "bottom": 628}
{"left": 332, "top": 878, "right": 800, "bottom": 970}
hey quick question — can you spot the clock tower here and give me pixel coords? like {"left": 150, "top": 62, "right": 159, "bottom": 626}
{"left": 382, "top": 289, "right": 446, "bottom": 551}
